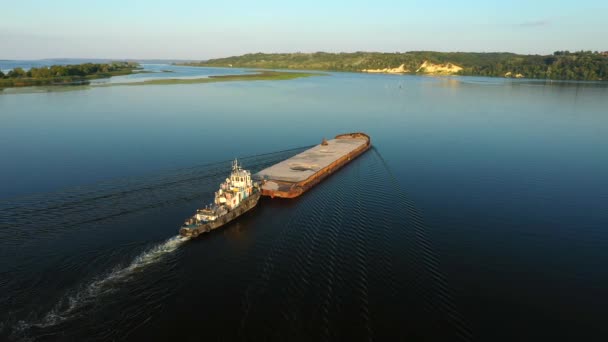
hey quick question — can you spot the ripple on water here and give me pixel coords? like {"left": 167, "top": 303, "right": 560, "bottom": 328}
{"left": 12, "top": 235, "right": 188, "bottom": 340}
{"left": 1, "top": 147, "right": 309, "bottom": 341}
{"left": 2, "top": 146, "right": 472, "bottom": 341}
{"left": 238, "top": 149, "right": 471, "bottom": 341}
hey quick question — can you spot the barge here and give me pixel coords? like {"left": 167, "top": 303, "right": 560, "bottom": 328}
{"left": 255, "top": 132, "right": 371, "bottom": 198}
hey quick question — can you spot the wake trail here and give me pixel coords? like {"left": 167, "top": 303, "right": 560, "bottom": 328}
{"left": 15, "top": 235, "right": 189, "bottom": 335}
{"left": 2, "top": 145, "right": 308, "bottom": 340}
{"left": 0, "top": 146, "right": 310, "bottom": 246}
{"left": 371, "top": 147, "right": 473, "bottom": 341}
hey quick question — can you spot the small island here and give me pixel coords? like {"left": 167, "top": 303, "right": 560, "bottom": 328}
{"left": 108, "top": 70, "right": 322, "bottom": 86}
{"left": 0, "top": 62, "right": 140, "bottom": 88}
{"left": 0, "top": 66, "right": 322, "bottom": 94}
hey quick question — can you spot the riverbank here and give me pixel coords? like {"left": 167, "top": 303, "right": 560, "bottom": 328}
{"left": 107, "top": 70, "right": 323, "bottom": 86}
{"left": 0, "top": 70, "right": 323, "bottom": 94}
{"left": 0, "top": 62, "right": 140, "bottom": 88}
{"left": 180, "top": 51, "right": 608, "bottom": 81}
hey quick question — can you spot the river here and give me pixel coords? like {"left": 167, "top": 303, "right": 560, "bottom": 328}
{"left": 1, "top": 64, "right": 607, "bottom": 341}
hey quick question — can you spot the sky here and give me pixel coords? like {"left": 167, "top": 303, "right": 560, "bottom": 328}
{"left": 0, "top": 0, "right": 606, "bottom": 60}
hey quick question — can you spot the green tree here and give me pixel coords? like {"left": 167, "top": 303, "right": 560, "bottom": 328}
{"left": 7, "top": 67, "right": 27, "bottom": 78}
{"left": 191, "top": 51, "right": 608, "bottom": 81}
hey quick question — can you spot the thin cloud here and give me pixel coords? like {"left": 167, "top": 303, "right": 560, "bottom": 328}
{"left": 518, "top": 20, "right": 550, "bottom": 28}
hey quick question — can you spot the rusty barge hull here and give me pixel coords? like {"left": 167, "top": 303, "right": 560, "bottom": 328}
{"left": 255, "top": 132, "right": 371, "bottom": 198}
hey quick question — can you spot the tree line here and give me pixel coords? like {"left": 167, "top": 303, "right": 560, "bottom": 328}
{"left": 0, "top": 62, "right": 139, "bottom": 87}
{"left": 180, "top": 51, "right": 608, "bottom": 81}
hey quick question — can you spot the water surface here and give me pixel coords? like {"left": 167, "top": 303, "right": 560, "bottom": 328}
{"left": 1, "top": 65, "right": 607, "bottom": 341}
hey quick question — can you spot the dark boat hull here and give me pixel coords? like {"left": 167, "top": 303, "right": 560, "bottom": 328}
{"left": 179, "top": 192, "right": 261, "bottom": 238}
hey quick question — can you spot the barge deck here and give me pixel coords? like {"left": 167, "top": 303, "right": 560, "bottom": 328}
{"left": 255, "top": 132, "right": 371, "bottom": 198}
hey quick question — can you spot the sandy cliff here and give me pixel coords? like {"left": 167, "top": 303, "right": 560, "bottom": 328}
{"left": 504, "top": 72, "right": 525, "bottom": 78}
{"left": 361, "top": 61, "right": 463, "bottom": 75}
{"left": 362, "top": 64, "right": 409, "bottom": 74}
{"left": 416, "top": 61, "right": 463, "bottom": 75}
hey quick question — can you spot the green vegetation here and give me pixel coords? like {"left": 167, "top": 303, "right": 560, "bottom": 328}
{"left": 107, "top": 70, "right": 322, "bottom": 86}
{"left": 0, "top": 71, "right": 322, "bottom": 94}
{"left": 180, "top": 51, "right": 608, "bottom": 81}
{"left": 0, "top": 62, "right": 140, "bottom": 88}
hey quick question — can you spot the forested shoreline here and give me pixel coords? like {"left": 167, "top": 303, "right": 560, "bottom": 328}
{"left": 0, "top": 62, "right": 140, "bottom": 87}
{"left": 181, "top": 51, "right": 608, "bottom": 81}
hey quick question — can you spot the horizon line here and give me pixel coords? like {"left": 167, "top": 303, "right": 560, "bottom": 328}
{"left": 2, "top": 49, "right": 607, "bottom": 61}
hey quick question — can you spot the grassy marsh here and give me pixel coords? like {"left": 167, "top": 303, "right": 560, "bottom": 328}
{"left": 0, "top": 70, "right": 324, "bottom": 94}
{"left": 110, "top": 70, "right": 323, "bottom": 86}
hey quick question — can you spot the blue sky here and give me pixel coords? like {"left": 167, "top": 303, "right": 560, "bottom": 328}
{"left": 1, "top": 0, "right": 606, "bottom": 59}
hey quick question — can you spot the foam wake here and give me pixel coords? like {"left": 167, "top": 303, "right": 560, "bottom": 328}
{"left": 21, "top": 235, "right": 188, "bottom": 331}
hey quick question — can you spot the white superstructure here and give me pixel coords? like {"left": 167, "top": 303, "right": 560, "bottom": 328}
{"left": 216, "top": 159, "right": 254, "bottom": 210}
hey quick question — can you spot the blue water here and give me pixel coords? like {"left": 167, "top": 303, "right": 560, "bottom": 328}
{"left": 91, "top": 64, "right": 251, "bottom": 84}
{"left": 1, "top": 64, "right": 607, "bottom": 341}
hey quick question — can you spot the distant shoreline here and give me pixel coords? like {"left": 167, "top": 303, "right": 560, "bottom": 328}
{"left": 0, "top": 62, "right": 140, "bottom": 88}
{"left": 178, "top": 51, "right": 608, "bottom": 81}
{"left": 0, "top": 70, "right": 323, "bottom": 94}
{"left": 101, "top": 70, "right": 323, "bottom": 86}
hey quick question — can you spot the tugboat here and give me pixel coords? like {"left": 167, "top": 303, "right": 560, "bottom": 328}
{"left": 180, "top": 159, "right": 261, "bottom": 238}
